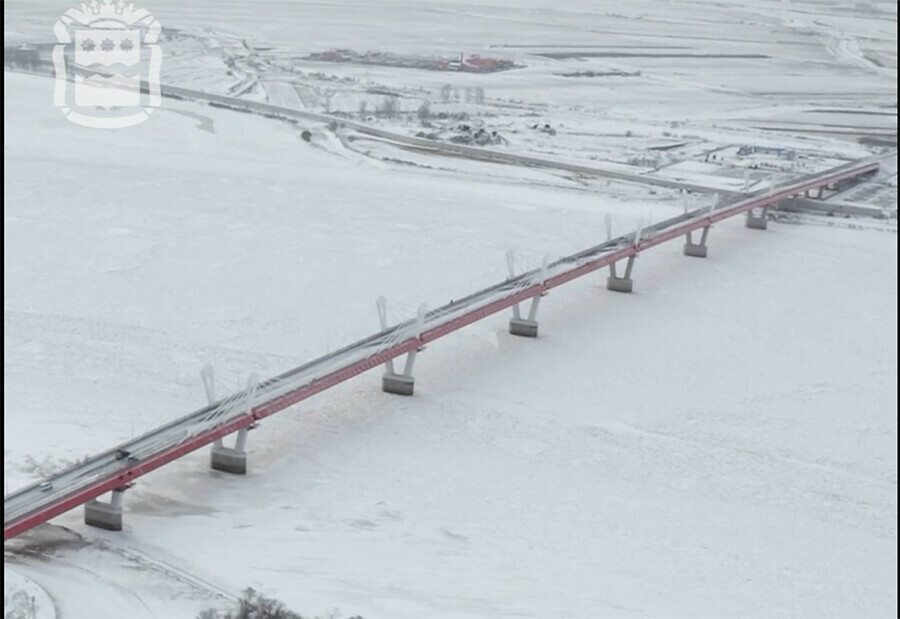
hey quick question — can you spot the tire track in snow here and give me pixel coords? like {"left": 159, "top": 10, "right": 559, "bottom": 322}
{"left": 92, "top": 539, "right": 239, "bottom": 603}
{"left": 10, "top": 556, "right": 153, "bottom": 619}
{"left": 823, "top": 35, "right": 896, "bottom": 78}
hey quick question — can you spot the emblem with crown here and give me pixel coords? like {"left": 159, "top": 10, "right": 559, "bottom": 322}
{"left": 84, "top": 1, "right": 134, "bottom": 17}
{"left": 61, "top": 0, "right": 155, "bottom": 28}
{"left": 52, "top": 0, "right": 162, "bottom": 128}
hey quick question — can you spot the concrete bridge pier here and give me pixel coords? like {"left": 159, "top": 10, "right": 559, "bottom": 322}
{"left": 204, "top": 369, "right": 258, "bottom": 474}
{"left": 211, "top": 428, "right": 250, "bottom": 474}
{"left": 746, "top": 206, "right": 768, "bottom": 230}
{"left": 509, "top": 293, "right": 543, "bottom": 337}
{"left": 84, "top": 488, "right": 126, "bottom": 531}
{"left": 509, "top": 317, "right": 539, "bottom": 338}
{"left": 383, "top": 358, "right": 417, "bottom": 396}
{"left": 683, "top": 226, "right": 710, "bottom": 258}
{"left": 507, "top": 251, "right": 548, "bottom": 337}
{"left": 378, "top": 298, "right": 426, "bottom": 396}
{"left": 607, "top": 255, "right": 636, "bottom": 293}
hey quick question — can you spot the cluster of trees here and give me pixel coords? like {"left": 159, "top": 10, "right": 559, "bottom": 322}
{"left": 358, "top": 97, "right": 402, "bottom": 119}
{"left": 197, "top": 588, "right": 364, "bottom": 619}
{"left": 440, "top": 84, "right": 485, "bottom": 103}
{"left": 357, "top": 84, "right": 487, "bottom": 121}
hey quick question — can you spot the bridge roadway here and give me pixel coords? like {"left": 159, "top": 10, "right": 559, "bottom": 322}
{"left": 2, "top": 159, "right": 878, "bottom": 541}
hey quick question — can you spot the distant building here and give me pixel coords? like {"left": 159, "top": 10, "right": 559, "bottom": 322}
{"left": 461, "top": 54, "right": 515, "bottom": 72}
{"left": 304, "top": 49, "right": 517, "bottom": 73}
{"left": 738, "top": 145, "right": 797, "bottom": 160}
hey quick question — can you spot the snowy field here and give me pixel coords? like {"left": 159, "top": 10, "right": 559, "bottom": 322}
{"left": 4, "top": 1, "right": 898, "bottom": 618}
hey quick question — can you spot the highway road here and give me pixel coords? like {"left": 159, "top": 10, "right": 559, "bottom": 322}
{"left": 160, "top": 82, "right": 747, "bottom": 195}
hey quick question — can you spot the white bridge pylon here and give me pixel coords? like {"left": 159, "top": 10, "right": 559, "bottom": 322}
{"left": 507, "top": 249, "right": 550, "bottom": 338}
{"left": 377, "top": 296, "right": 427, "bottom": 396}
{"left": 202, "top": 365, "right": 259, "bottom": 474}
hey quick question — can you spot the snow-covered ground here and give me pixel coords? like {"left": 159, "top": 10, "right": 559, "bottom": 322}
{"left": 4, "top": 1, "right": 897, "bottom": 617}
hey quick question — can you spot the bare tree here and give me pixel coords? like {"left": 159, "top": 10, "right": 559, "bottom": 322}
{"left": 378, "top": 96, "right": 399, "bottom": 119}
{"left": 322, "top": 89, "right": 336, "bottom": 113}
{"left": 417, "top": 100, "right": 431, "bottom": 122}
